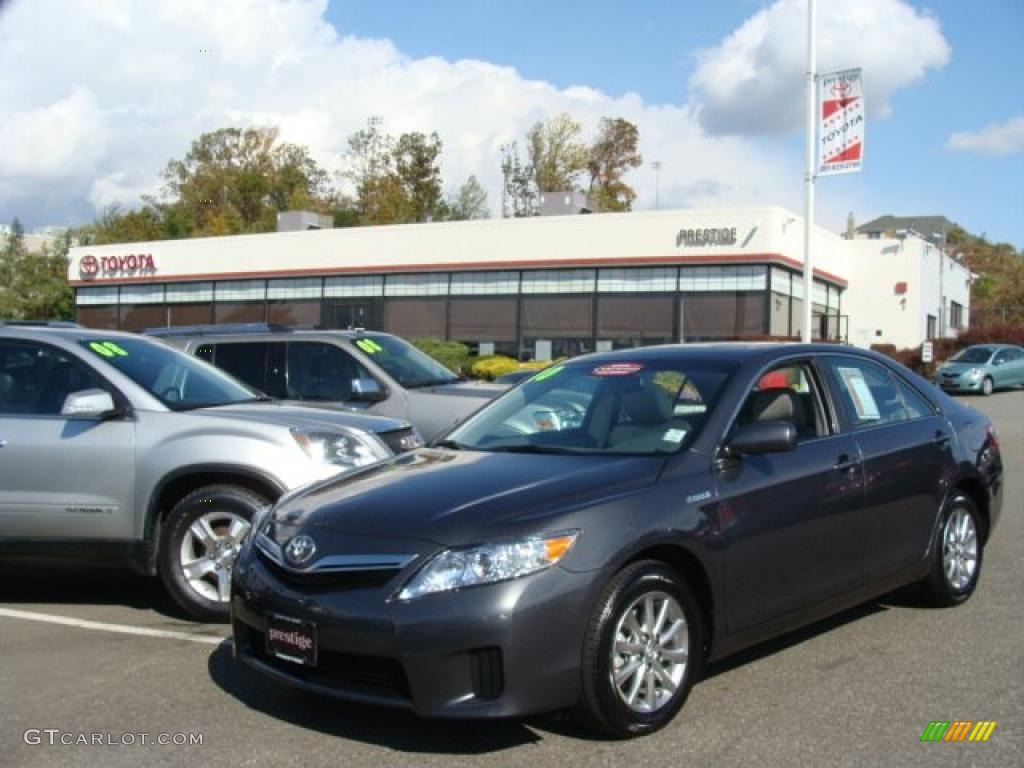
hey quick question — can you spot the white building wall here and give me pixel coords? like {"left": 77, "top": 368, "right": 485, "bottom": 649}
{"left": 844, "top": 237, "right": 971, "bottom": 350}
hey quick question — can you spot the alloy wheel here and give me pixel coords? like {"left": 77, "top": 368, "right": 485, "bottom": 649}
{"left": 609, "top": 590, "right": 689, "bottom": 714}
{"left": 178, "top": 510, "right": 251, "bottom": 602}
{"left": 942, "top": 507, "right": 978, "bottom": 592}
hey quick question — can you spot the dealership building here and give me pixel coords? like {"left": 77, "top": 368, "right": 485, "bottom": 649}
{"left": 67, "top": 206, "right": 971, "bottom": 359}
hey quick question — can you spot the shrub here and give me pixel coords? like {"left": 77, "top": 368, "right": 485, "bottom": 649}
{"left": 958, "top": 323, "right": 1024, "bottom": 347}
{"left": 470, "top": 355, "right": 521, "bottom": 381}
{"left": 411, "top": 338, "right": 470, "bottom": 374}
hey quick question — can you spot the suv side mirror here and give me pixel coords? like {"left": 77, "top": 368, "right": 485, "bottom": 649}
{"left": 61, "top": 389, "right": 119, "bottom": 419}
{"left": 725, "top": 421, "right": 797, "bottom": 457}
{"left": 350, "top": 377, "right": 387, "bottom": 403}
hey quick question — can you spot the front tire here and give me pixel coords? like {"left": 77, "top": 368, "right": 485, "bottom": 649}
{"left": 981, "top": 376, "right": 994, "bottom": 396}
{"left": 919, "top": 494, "right": 983, "bottom": 607}
{"left": 577, "top": 561, "right": 704, "bottom": 738}
{"left": 158, "top": 484, "right": 268, "bottom": 622}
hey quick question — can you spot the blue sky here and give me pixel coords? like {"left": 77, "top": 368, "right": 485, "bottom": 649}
{"left": 326, "top": 0, "right": 1024, "bottom": 246}
{"left": 1, "top": 0, "right": 1022, "bottom": 247}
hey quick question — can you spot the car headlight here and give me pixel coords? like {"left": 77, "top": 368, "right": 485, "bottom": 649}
{"left": 396, "top": 531, "right": 579, "bottom": 601}
{"left": 291, "top": 427, "right": 390, "bottom": 468}
{"left": 964, "top": 368, "right": 983, "bottom": 379}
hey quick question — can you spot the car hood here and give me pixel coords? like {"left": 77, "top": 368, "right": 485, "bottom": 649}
{"left": 267, "top": 448, "right": 664, "bottom": 547}
{"left": 198, "top": 402, "right": 410, "bottom": 435}
{"left": 938, "top": 361, "right": 990, "bottom": 373}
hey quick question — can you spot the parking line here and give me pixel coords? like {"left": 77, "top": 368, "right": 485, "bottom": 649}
{"left": 0, "top": 607, "right": 231, "bottom": 646}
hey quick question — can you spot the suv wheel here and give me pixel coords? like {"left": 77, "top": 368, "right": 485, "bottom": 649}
{"left": 158, "top": 484, "right": 268, "bottom": 622}
{"left": 577, "top": 561, "right": 704, "bottom": 738}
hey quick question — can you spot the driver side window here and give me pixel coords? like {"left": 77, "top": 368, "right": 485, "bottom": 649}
{"left": 0, "top": 342, "right": 108, "bottom": 417}
{"left": 736, "top": 363, "right": 826, "bottom": 441}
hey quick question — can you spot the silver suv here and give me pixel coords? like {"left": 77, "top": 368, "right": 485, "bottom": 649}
{"left": 147, "top": 325, "right": 505, "bottom": 441}
{"left": 0, "top": 325, "right": 421, "bottom": 621}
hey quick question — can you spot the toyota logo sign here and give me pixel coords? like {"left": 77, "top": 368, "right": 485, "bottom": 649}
{"left": 284, "top": 535, "right": 317, "bottom": 567}
{"left": 79, "top": 254, "right": 100, "bottom": 278}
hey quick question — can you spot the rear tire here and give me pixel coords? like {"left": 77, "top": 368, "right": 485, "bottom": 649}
{"left": 919, "top": 493, "right": 983, "bottom": 607}
{"left": 576, "top": 561, "right": 704, "bottom": 738}
{"left": 158, "top": 484, "right": 268, "bottom": 622}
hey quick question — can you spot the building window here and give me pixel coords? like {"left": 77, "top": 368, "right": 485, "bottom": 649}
{"left": 681, "top": 292, "right": 767, "bottom": 340}
{"left": 521, "top": 269, "right": 595, "bottom": 294}
{"left": 76, "top": 286, "right": 120, "bottom": 306}
{"left": 384, "top": 273, "right": 449, "bottom": 297}
{"left": 949, "top": 301, "right": 964, "bottom": 330}
{"left": 119, "top": 285, "right": 166, "bottom": 305}
{"left": 119, "top": 305, "right": 166, "bottom": 332}
{"left": 926, "top": 314, "right": 937, "bottom": 340}
{"left": 596, "top": 296, "right": 675, "bottom": 347}
{"left": 215, "top": 280, "right": 266, "bottom": 302}
{"left": 76, "top": 305, "right": 118, "bottom": 329}
{"left": 268, "top": 278, "right": 322, "bottom": 300}
{"left": 679, "top": 265, "right": 766, "bottom": 292}
{"left": 449, "top": 298, "right": 517, "bottom": 342}
{"left": 166, "top": 282, "right": 214, "bottom": 303}
{"left": 325, "top": 275, "right": 384, "bottom": 297}
{"left": 269, "top": 301, "right": 321, "bottom": 326}
{"left": 449, "top": 271, "right": 519, "bottom": 295}
{"left": 383, "top": 298, "right": 447, "bottom": 338}
{"left": 597, "top": 268, "right": 677, "bottom": 293}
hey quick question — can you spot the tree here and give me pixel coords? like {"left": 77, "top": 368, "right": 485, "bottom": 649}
{"left": 394, "top": 132, "right": 444, "bottom": 222}
{"left": 500, "top": 142, "right": 536, "bottom": 218}
{"left": 947, "top": 225, "right": 1024, "bottom": 325}
{"left": 0, "top": 219, "right": 73, "bottom": 321}
{"left": 587, "top": 118, "right": 642, "bottom": 212}
{"left": 447, "top": 176, "right": 489, "bottom": 221}
{"left": 161, "top": 126, "right": 329, "bottom": 236}
{"left": 526, "top": 113, "right": 588, "bottom": 193}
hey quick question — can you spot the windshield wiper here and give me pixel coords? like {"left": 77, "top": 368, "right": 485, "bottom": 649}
{"left": 485, "top": 444, "right": 583, "bottom": 455}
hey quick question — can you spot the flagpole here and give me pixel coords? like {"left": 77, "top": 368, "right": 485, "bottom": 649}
{"left": 802, "top": 0, "right": 816, "bottom": 343}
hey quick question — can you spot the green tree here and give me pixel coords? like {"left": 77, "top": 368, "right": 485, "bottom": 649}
{"left": 0, "top": 219, "right": 73, "bottom": 321}
{"left": 587, "top": 117, "right": 642, "bottom": 212}
{"left": 500, "top": 142, "right": 536, "bottom": 218}
{"left": 527, "top": 113, "right": 589, "bottom": 193}
{"left": 447, "top": 176, "right": 489, "bottom": 221}
{"left": 394, "top": 131, "right": 444, "bottom": 222}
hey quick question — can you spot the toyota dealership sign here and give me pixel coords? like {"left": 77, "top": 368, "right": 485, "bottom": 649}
{"left": 78, "top": 252, "right": 157, "bottom": 280}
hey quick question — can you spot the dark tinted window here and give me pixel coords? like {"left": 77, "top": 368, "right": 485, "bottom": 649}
{"left": 0, "top": 341, "right": 110, "bottom": 416}
{"left": 195, "top": 345, "right": 215, "bottom": 363}
{"left": 212, "top": 343, "right": 270, "bottom": 393}
{"left": 286, "top": 342, "right": 372, "bottom": 401}
{"left": 951, "top": 346, "right": 994, "bottom": 364}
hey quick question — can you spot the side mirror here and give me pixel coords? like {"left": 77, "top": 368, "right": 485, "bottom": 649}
{"left": 725, "top": 420, "right": 797, "bottom": 457}
{"left": 61, "top": 389, "right": 119, "bottom": 419}
{"left": 350, "top": 377, "right": 387, "bottom": 403}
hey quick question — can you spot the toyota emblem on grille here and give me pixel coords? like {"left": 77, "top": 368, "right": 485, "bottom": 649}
{"left": 284, "top": 535, "right": 317, "bottom": 566}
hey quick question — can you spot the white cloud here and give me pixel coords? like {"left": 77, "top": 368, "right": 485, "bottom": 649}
{"left": 948, "top": 117, "right": 1024, "bottom": 156}
{"left": 689, "top": 0, "right": 950, "bottom": 136}
{"left": 0, "top": 0, "right": 868, "bottom": 231}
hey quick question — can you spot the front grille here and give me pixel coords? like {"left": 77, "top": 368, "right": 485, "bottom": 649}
{"left": 243, "top": 627, "right": 411, "bottom": 701}
{"left": 257, "top": 551, "right": 399, "bottom": 590}
{"left": 942, "top": 372, "right": 960, "bottom": 379}
{"left": 469, "top": 647, "right": 504, "bottom": 700}
{"left": 379, "top": 427, "right": 423, "bottom": 455}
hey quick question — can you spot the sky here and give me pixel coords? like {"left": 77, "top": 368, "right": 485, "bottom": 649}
{"left": 0, "top": 0, "right": 1021, "bottom": 246}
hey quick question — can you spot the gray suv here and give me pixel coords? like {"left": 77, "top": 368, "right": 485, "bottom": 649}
{"left": 0, "top": 325, "right": 421, "bottom": 621}
{"left": 147, "top": 325, "right": 505, "bottom": 441}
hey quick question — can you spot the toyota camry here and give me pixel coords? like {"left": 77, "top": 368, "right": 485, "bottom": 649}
{"left": 231, "top": 343, "right": 1002, "bottom": 738}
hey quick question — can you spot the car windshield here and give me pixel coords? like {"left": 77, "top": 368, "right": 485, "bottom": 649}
{"left": 445, "top": 359, "right": 734, "bottom": 456}
{"left": 353, "top": 333, "right": 459, "bottom": 388}
{"left": 80, "top": 338, "right": 264, "bottom": 410}
{"left": 951, "top": 347, "right": 995, "bottom": 364}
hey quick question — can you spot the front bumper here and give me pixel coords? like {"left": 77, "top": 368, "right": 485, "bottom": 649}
{"left": 935, "top": 375, "right": 984, "bottom": 393}
{"left": 230, "top": 545, "right": 595, "bottom": 719}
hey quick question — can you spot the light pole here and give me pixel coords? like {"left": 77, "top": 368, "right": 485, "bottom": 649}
{"left": 801, "top": 0, "right": 817, "bottom": 343}
{"left": 651, "top": 161, "right": 662, "bottom": 210}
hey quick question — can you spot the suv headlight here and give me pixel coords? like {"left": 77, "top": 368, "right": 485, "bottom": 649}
{"left": 396, "top": 531, "right": 579, "bottom": 601}
{"left": 291, "top": 427, "right": 390, "bottom": 468}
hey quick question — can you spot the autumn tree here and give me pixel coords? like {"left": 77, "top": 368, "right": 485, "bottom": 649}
{"left": 527, "top": 113, "right": 588, "bottom": 193}
{"left": 587, "top": 118, "right": 642, "bottom": 212}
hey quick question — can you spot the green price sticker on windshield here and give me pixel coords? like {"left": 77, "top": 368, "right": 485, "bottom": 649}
{"left": 355, "top": 339, "right": 383, "bottom": 354}
{"left": 529, "top": 365, "right": 563, "bottom": 383}
{"left": 89, "top": 341, "right": 128, "bottom": 358}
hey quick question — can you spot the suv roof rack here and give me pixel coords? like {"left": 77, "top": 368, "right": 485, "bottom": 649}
{"left": 0, "top": 320, "right": 82, "bottom": 328}
{"left": 143, "top": 323, "right": 295, "bottom": 337}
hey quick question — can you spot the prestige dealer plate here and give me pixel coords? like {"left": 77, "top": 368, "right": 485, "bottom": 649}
{"left": 266, "top": 613, "right": 317, "bottom": 666}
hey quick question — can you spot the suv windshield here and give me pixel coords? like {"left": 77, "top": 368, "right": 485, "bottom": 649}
{"left": 80, "top": 338, "right": 264, "bottom": 410}
{"left": 353, "top": 334, "right": 459, "bottom": 388}
{"left": 446, "top": 359, "right": 733, "bottom": 456}
{"left": 951, "top": 347, "right": 995, "bottom": 364}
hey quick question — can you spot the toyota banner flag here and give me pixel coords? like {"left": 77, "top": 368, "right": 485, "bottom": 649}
{"left": 818, "top": 68, "right": 864, "bottom": 176}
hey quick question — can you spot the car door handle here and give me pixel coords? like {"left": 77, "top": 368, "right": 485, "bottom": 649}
{"left": 833, "top": 454, "right": 860, "bottom": 473}
{"left": 933, "top": 431, "right": 951, "bottom": 448}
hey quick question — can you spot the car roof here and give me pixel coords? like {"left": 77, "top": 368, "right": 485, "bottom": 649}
{"left": 0, "top": 325, "right": 148, "bottom": 343}
{"left": 562, "top": 342, "right": 871, "bottom": 368}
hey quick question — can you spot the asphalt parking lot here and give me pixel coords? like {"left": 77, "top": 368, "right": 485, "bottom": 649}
{"left": 1, "top": 393, "right": 1020, "bottom": 768}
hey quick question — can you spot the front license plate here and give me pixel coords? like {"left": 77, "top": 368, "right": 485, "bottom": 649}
{"left": 265, "top": 614, "right": 317, "bottom": 666}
